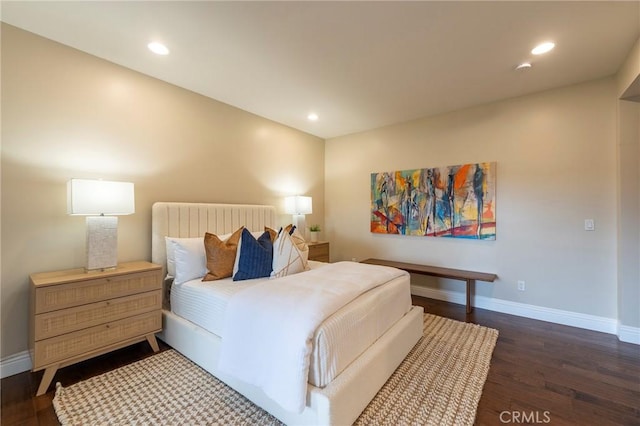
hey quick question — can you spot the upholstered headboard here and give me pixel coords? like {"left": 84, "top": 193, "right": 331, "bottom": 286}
{"left": 151, "top": 202, "right": 277, "bottom": 278}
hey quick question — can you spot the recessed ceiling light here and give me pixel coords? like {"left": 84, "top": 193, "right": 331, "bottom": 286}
{"left": 531, "top": 42, "right": 555, "bottom": 55}
{"left": 515, "top": 62, "right": 532, "bottom": 70}
{"left": 307, "top": 113, "right": 319, "bottom": 121}
{"left": 148, "top": 42, "right": 169, "bottom": 55}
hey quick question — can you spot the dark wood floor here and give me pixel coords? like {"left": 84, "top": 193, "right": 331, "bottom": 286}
{"left": 2, "top": 296, "right": 639, "bottom": 425}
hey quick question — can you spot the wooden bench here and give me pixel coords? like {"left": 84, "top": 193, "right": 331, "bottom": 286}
{"left": 361, "top": 258, "right": 497, "bottom": 314}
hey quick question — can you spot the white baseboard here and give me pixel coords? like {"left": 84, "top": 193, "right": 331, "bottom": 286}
{"left": 411, "top": 285, "right": 638, "bottom": 345}
{"left": 1, "top": 350, "right": 32, "bottom": 378}
{"left": 617, "top": 324, "right": 640, "bottom": 344}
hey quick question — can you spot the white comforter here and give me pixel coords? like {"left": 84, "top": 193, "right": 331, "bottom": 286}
{"left": 217, "top": 261, "right": 408, "bottom": 413}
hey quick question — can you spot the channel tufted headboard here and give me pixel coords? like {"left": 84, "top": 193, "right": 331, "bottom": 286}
{"left": 151, "top": 202, "right": 277, "bottom": 279}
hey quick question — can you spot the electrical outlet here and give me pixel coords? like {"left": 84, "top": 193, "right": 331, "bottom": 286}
{"left": 517, "top": 280, "right": 526, "bottom": 291}
{"left": 584, "top": 219, "right": 595, "bottom": 231}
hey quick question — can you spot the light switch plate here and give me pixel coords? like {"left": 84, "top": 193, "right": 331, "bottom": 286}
{"left": 584, "top": 219, "right": 595, "bottom": 231}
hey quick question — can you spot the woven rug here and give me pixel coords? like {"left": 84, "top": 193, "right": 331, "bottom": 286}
{"left": 53, "top": 314, "right": 498, "bottom": 426}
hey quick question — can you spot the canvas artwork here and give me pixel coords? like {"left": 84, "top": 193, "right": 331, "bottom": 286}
{"left": 371, "top": 162, "right": 496, "bottom": 240}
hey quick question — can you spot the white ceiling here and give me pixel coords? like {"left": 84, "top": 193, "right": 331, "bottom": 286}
{"left": 2, "top": 1, "right": 639, "bottom": 139}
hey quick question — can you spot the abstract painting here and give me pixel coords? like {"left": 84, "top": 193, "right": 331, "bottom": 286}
{"left": 371, "top": 162, "right": 496, "bottom": 240}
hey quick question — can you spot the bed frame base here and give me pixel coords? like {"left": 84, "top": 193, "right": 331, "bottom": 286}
{"left": 157, "top": 305, "right": 423, "bottom": 425}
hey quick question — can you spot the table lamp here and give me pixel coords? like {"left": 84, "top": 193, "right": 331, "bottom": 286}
{"left": 284, "top": 195, "right": 312, "bottom": 238}
{"left": 67, "top": 179, "right": 135, "bottom": 271}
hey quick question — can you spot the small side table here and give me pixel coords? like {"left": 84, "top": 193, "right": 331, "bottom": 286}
{"left": 308, "top": 241, "right": 330, "bottom": 262}
{"left": 29, "top": 261, "right": 163, "bottom": 395}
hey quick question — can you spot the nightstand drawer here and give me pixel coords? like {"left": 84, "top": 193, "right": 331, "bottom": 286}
{"left": 33, "top": 310, "right": 161, "bottom": 370}
{"left": 34, "top": 290, "right": 162, "bottom": 340}
{"left": 308, "top": 242, "right": 330, "bottom": 262}
{"left": 34, "top": 270, "right": 162, "bottom": 314}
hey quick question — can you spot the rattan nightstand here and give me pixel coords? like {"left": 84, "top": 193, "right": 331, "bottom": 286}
{"left": 307, "top": 241, "right": 330, "bottom": 262}
{"left": 29, "top": 261, "right": 163, "bottom": 395}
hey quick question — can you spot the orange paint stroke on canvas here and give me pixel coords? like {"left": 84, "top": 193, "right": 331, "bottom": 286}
{"left": 454, "top": 164, "right": 471, "bottom": 190}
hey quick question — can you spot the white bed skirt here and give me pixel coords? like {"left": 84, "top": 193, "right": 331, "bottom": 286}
{"left": 157, "top": 305, "right": 423, "bottom": 425}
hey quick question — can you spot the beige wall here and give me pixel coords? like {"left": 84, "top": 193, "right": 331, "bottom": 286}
{"left": 616, "top": 100, "right": 640, "bottom": 329}
{"left": 616, "top": 36, "right": 640, "bottom": 329}
{"left": 326, "top": 78, "right": 618, "bottom": 319}
{"left": 617, "top": 37, "right": 640, "bottom": 98}
{"left": 0, "top": 25, "right": 325, "bottom": 358}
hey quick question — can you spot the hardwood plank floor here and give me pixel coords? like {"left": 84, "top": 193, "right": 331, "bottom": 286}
{"left": 2, "top": 297, "right": 639, "bottom": 425}
{"left": 412, "top": 297, "right": 640, "bottom": 426}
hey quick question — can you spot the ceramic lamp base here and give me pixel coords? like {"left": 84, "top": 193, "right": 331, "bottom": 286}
{"left": 292, "top": 214, "right": 307, "bottom": 240}
{"left": 86, "top": 216, "right": 118, "bottom": 271}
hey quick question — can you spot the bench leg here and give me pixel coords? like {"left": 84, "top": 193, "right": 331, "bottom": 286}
{"left": 466, "top": 279, "right": 475, "bottom": 314}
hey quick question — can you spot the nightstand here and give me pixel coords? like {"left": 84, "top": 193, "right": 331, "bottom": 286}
{"left": 29, "top": 261, "right": 163, "bottom": 396}
{"left": 308, "top": 241, "right": 330, "bottom": 262}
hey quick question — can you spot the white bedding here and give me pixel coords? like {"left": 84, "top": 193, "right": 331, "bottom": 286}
{"left": 217, "top": 261, "right": 409, "bottom": 413}
{"left": 170, "top": 261, "right": 327, "bottom": 337}
{"left": 170, "top": 260, "right": 411, "bottom": 388}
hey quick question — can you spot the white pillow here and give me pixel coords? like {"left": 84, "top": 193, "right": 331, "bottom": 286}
{"left": 167, "top": 238, "right": 207, "bottom": 285}
{"left": 271, "top": 227, "right": 309, "bottom": 278}
{"left": 165, "top": 237, "right": 202, "bottom": 278}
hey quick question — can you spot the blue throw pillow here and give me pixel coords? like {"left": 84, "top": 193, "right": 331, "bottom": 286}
{"left": 233, "top": 228, "right": 273, "bottom": 281}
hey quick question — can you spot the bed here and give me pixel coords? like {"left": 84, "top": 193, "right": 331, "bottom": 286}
{"left": 152, "top": 202, "right": 423, "bottom": 425}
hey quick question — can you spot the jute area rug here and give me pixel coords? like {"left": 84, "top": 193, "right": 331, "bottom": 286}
{"left": 53, "top": 314, "right": 498, "bottom": 426}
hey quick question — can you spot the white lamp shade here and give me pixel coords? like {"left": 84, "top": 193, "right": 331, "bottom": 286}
{"left": 67, "top": 179, "right": 135, "bottom": 215}
{"left": 284, "top": 195, "right": 312, "bottom": 215}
